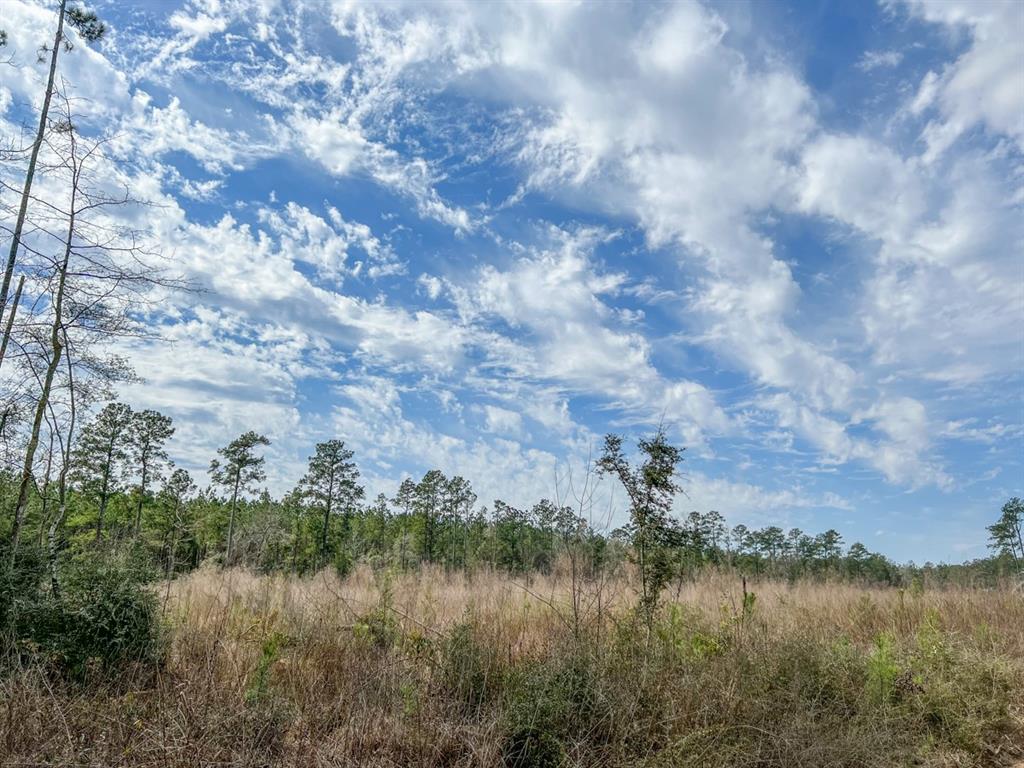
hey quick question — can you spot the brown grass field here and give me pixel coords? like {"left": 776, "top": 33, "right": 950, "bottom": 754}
{"left": 2, "top": 565, "right": 1023, "bottom": 767}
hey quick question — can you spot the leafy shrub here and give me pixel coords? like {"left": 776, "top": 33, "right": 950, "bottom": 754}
{"left": 500, "top": 649, "right": 610, "bottom": 765}
{"left": 0, "top": 543, "right": 48, "bottom": 644}
{"left": 501, "top": 725, "right": 563, "bottom": 768}
{"left": 23, "top": 548, "right": 161, "bottom": 676}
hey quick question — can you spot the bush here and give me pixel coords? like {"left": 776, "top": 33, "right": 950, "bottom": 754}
{"left": 0, "top": 543, "right": 48, "bottom": 644}
{"left": 22, "top": 548, "right": 162, "bottom": 676}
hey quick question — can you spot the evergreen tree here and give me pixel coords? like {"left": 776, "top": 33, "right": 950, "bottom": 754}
{"left": 72, "top": 402, "right": 132, "bottom": 541}
{"left": 299, "top": 439, "right": 363, "bottom": 569}
{"left": 127, "top": 409, "right": 174, "bottom": 537}
{"left": 414, "top": 469, "right": 445, "bottom": 563}
{"left": 988, "top": 497, "right": 1024, "bottom": 567}
{"left": 210, "top": 431, "right": 270, "bottom": 565}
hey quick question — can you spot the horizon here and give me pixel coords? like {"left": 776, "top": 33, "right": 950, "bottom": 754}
{"left": 1, "top": 0, "right": 1020, "bottom": 564}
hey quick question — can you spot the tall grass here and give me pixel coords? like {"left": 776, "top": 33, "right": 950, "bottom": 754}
{"left": 2, "top": 564, "right": 1022, "bottom": 766}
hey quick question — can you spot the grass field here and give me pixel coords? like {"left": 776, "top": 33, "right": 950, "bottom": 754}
{"left": 2, "top": 565, "right": 1022, "bottom": 767}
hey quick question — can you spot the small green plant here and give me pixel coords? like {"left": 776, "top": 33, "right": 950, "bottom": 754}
{"left": 867, "top": 632, "right": 900, "bottom": 705}
{"left": 442, "top": 616, "right": 503, "bottom": 711}
{"left": 353, "top": 579, "right": 397, "bottom": 648}
{"left": 399, "top": 678, "right": 420, "bottom": 717}
{"left": 246, "top": 631, "right": 287, "bottom": 705}
{"left": 502, "top": 726, "right": 563, "bottom": 768}
{"left": 742, "top": 589, "right": 757, "bottom": 618}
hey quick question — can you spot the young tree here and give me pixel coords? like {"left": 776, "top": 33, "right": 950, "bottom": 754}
{"left": 298, "top": 439, "right": 363, "bottom": 568}
{"left": 988, "top": 497, "right": 1024, "bottom": 567}
{"left": 71, "top": 401, "right": 132, "bottom": 541}
{"left": 210, "top": 431, "right": 270, "bottom": 565}
{"left": 156, "top": 468, "right": 195, "bottom": 577}
{"left": 414, "top": 469, "right": 446, "bottom": 563}
{"left": 127, "top": 409, "right": 174, "bottom": 537}
{"left": 597, "top": 429, "right": 684, "bottom": 626}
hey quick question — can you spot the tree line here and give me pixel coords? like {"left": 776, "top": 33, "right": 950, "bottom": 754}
{"left": 2, "top": 402, "right": 1020, "bottom": 594}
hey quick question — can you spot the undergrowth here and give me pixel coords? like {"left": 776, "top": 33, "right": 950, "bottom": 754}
{"left": 0, "top": 565, "right": 1020, "bottom": 767}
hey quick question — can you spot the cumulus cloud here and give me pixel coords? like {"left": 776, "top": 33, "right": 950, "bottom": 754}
{"left": 902, "top": 0, "right": 1024, "bottom": 158}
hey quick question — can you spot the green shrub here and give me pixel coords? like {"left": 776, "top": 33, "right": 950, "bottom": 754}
{"left": 0, "top": 543, "right": 48, "bottom": 644}
{"left": 23, "top": 548, "right": 161, "bottom": 676}
{"left": 867, "top": 632, "right": 900, "bottom": 705}
{"left": 246, "top": 631, "right": 287, "bottom": 705}
{"left": 501, "top": 725, "right": 563, "bottom": 768}
{"left": 353, "top": 578, "right": 397, "bottom": 648}
{"left": 500, "top": 648, "right": 609, "bottom": 765}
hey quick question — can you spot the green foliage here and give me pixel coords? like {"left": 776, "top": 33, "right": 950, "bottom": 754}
{"left": 19, "top": 548, "right": 160, "bottom": 677}
{"left": 66, "top": 6, "right": 106, "bottom": 43}
{"left": 246, "top": 631, "right": 287, "bottom": 705}
{"left": 0, "top": 543, "right": 48, "bottom": 641}
{"left": 742, "top": 588, "right": 756, "bottom": 618}
{"left": 867, "top": 632, "right": 900, "bottom": 704}
{"left": 353, "top": 578, "right": 398, "bottom": 649}
{"left": 598, "top": 429, "right": 684, "bottom": 623}
{"left": 501, "top": 651, "right": 603, "bottom": 767}
{"left": 71, "top": 402, "right": 132, "bottom": 541}
{"left": 988, "top": 496, "right": 1023, "bottom": 565}
{"left": 298, "top": 439, "right": 363, "bottom": 566}
{"left": 441, "top": 617, "right": 504, "bottom": 711}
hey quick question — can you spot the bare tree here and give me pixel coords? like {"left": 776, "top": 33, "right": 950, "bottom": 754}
{"left": 0, "top": 1, "right": 106, "bottom": 369}
{"left": 6, "top": 91, "right": 180, "bottom": 561}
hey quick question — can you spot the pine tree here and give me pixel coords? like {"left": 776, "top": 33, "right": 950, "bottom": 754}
{"left": 127, "top": 410, "right": 174, "bottom": 537}
{"left": 210, "top": 431, "right": 270, "bottom": 565}
{"left": 72, "top": 402, "right": 132, "bottom": 541}
{"left": 299, "top": 439, "right": 363, "bottom": 568}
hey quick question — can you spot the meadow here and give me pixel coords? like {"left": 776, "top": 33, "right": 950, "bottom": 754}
{"left": 2, "top": 564, "right": 1022, "bottom": 767}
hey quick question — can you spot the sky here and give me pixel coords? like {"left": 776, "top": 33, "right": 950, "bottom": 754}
{"left": 0, "top": 0, "right": 1020, "bottom": 563}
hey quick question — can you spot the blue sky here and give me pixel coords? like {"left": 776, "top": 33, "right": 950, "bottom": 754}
{"left": 2, "top": 0, "right": 1020, "bottom": 562}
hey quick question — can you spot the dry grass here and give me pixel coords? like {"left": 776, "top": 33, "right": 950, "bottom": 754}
{"left": 2, "top": 564, "right": 1023, "bottom": 767}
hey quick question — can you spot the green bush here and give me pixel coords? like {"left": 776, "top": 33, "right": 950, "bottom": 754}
{"left": 23, "top": 548, "right": 162, "bottom": 676}
{"left": 0, "top": 543, "right": 48, "bottom": 643}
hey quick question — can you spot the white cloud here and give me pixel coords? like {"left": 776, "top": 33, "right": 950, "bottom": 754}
{"left": 902, "top": 0, "right": 1024, "bottom": 158}
{"left": 680, "top": 472, "right": 852, "bottom": 529}
{"left": 856, "top": 49, "right": 903, "bottom": 71}
{"left": 481, "top": 404, "right": 524, "bottom": 437}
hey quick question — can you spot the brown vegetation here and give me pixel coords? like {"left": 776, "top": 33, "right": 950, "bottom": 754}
{"left": 2, "top": 564, "right": 1022, "bottom": 767}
